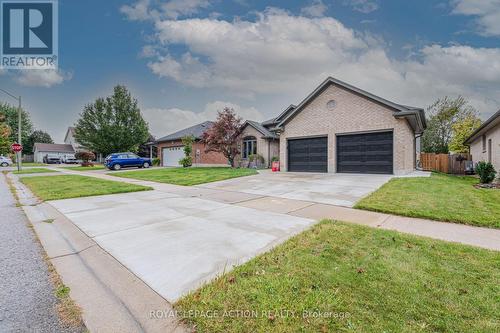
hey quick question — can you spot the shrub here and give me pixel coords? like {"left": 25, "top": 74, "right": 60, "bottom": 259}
{"left": 475, "top": 161, "right": 497, "bottom": 184}
{"left": 75, "top": 151, "right": 95, "bottom": 167}
{"left": 152, "top": 157, "right": 160, "bottom": 166}
{"left": 249, "top": 154, "right": 264, "bottom": 163}
{"left": 179, "top": 157, "right": 192, "bottom": 168}
{"left": 271, "top": 156, "right": 279, "bottom": 162}
{"left": 179, "top": 135, "right": 194, "bottom": 168}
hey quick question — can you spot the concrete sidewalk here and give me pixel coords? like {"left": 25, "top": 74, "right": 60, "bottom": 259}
{"left": 48, "top": 168, "right": 500, "bottom": 251}
{"left": 9, "top": 173, "right": 187, "bottom": 333}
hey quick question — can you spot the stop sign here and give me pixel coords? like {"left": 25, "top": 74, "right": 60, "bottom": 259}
{"left": 11, "top": 143, "right": 22, "bottom": 152}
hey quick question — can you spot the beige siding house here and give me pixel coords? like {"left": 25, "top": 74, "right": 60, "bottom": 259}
{"left": 464, "top": 110, "right": 500, "bottom": 175}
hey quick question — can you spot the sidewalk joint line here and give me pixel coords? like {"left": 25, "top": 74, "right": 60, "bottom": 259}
{"left": 49, "top": 244, "right": 96, "bottom": 260}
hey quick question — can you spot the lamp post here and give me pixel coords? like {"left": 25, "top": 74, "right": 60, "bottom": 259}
{"left": 0, "top": 88, "right": 22, "bottom": 171}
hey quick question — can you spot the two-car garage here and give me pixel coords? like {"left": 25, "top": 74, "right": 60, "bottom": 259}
{"left": 287, "top": 131, "right": 394, "bottom": 174}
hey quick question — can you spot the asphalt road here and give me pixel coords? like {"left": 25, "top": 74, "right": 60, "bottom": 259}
{"left": 0, "top": 174, "right": 84, "bottom": 332}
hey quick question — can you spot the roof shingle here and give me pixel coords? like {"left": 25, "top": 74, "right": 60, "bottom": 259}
{"left": 156, "top": 121, "right": 213, "bottom": 142}
{"left": 34, "top": 143, "right": 75, "bottom": 153}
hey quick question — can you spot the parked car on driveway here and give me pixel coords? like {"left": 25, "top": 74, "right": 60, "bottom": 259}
{"left": 0, "top": 156, "right": 13, "bottom": 167}
{"left": 61, "top": 154, "right": 78, "bottom": 164}
{"left": 105, "top": 153, "right": 152, "bottom": 171}
{"left": 43, "top": 154, "right": 61, "bottom": 164}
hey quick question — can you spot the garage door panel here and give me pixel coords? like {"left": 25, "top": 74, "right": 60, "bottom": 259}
{"left": 288, "top": 137, "right": 328, "bottom": 173}
{"left": 163, "top": 146, "right": 185, "bottom": 167}
{"left": 337, "top": 131, "right": 393, "bottom": 174}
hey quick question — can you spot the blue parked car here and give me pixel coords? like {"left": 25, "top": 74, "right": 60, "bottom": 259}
{"left": 105, "top": 152, "right": 152, "bottom": 171}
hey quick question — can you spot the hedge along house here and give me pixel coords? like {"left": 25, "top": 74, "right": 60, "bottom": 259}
{"left": 235, "top": 120, "right": 280, "bottom": 168}
{"left": 156, "top": 121, "right": 228, "bottom": 167}
{"left": 272, "top": 77, "right": 426, "bottom": 174}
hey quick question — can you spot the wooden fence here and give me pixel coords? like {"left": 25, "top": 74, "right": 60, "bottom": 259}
{"left": 420, "top": 153, "right": 471, "bottom": 174}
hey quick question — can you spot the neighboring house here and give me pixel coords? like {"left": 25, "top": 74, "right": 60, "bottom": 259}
{"left": 464, "top": 109, "right": 500, "bottom": 174}
{"left": 272, "top": 77, "right": 426, "bottom": 174}
{"left": 156, "top": 121, "right": 228, "bottom": 167}
{"left": 64, "top": 127, "right": 84, "bottom": 152}
{"left": 34, "top": 143, "right": 75, "bottom": 163}
{"left": 236, "top": 119, "right": 280, "bottom": 168}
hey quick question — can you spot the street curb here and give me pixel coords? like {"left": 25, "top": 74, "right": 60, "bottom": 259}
{"left": 9, "top": 173, "right": 187, "bottom": 333}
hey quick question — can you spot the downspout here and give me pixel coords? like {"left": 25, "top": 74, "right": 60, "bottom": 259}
{"left": 268, "top": 140, "right": 271, "bottom": 168}
{"left": 415, "top": 133, "right": 423, "bottom": 170}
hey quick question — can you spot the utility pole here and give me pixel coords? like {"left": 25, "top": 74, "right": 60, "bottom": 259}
{"left": 0, "top": 88, "right": 22, "bottom": 171}
{"left": 17, "top": 96, "right": 22, "bottom": 171}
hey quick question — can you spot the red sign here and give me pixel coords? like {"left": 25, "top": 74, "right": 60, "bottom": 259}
{"left": 11, "top": 143, "right": 22, "bottom": 152}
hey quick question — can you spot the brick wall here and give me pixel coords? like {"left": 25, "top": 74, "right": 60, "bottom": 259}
{"left": 235, "top": 125, "right": 279, "bottom": 167}
{"left": 157, "top": 140, "right": 227, "bottom": 166}
{"left": 279, "top": 84, "right": 415, "bottom": 174}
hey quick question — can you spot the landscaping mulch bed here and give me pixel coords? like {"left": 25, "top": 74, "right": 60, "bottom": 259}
{"left": 474, "top": 183, "right": 500, "bottom": 189}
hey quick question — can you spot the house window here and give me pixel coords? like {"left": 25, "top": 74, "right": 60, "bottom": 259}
{"left": 482, "top": 135, "right": 486, "bottom": 152}
{"left": 242, "top": 136, "right": 257, "bottom": 159}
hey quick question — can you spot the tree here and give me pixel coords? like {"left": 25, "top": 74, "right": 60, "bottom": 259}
{"left": 202, "top": 108, "right": 242, "bottom": 167}
{"left": 25, "top": 130, "right": 53, "bottom": 155}
{"left": 74, "top": 85, "right": 149, "bottom": 156}
{"left": 137, "top": 134, "right": 157, "bottom": 158}
{"left": 0, "top": 112, "right": 12, "bottom": 156}
{"left": 449, "top": 115, "right": 482, "bottom": 153}
{"left": 0, "top": 102, "right": 33, "bottom": 146}
{"left": 179, "top": 135, "right": 194, "bottom": 167}
{"left": 421, "top": 96, "right": 478, "bottom": 154}
{"left": 75, "top": 151, "right": 96, "bottom": 167}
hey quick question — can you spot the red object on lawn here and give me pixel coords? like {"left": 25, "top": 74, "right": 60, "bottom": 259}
{"left": 11, "top": 143, "right": 22, "bottom": 152}
{"left": 272, "top": 161, "right": 280, "bottom": 172}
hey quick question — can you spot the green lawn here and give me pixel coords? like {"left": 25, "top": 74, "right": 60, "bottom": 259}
{"left": 62, "top": 165, "right": 105, "bottom": 171}
{"left": 111, "top": 167, "right": 258, "bottom": 186}
{"left": 21, "top": 175, "right": 152, "bottom": 200}
{"left": 21, "top": 162, "right": 47, "bottom": 167}
{"left": 176, "top": 221, "right": 499, "bottom": 333}
{"left": 355, "top": 173, "right": 500, "bottom": 229}
{"left": 13, "top": 168, "right": 58, "bottom": 175}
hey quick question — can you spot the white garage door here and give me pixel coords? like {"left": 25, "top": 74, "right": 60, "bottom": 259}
{"left": 163, "top": 146, "right": 185, "bottom": 167}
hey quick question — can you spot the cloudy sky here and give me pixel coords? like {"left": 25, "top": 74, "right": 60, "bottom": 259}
{"left": 1, "top": 0, "right": 500, "bottom": 141}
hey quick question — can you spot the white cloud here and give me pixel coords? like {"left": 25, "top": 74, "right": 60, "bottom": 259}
{"left": 14, "top": 69, "right": 72, "bottom": 87}
{"left": 344, "top": 0, "right": 379, "bottom": 14}
{"left": 149, "top": 10, "right": 367, "bottom": 96}
{"left": 133, "top": 8, "right": 499, "bottom": 119}
{"left": 161, "top": 0, "right": 211, "bottom": 19}
{"left": 452, "top": 0, "right": 500, "bottom": 36}
{"left": 143, "top": 101, "right": 264, "bottom": 136}
{"left": 120, "top": 0, "right": 153, "bottom": 21}
{"left": 301, "top": 0, "right": 328, "bottom": 18}
{"left": 120, "top": 0, "right": 211, "bottom": 21}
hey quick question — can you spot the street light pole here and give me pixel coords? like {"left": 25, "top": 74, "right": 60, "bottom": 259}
{"left": 0, "top": 88, "right": 22, "bottom": 171}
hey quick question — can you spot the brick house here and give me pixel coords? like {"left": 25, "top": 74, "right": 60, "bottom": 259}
{"left": 235, "top": 120, "right": 280, "bottom": 168}
{"left": 273, "top": 77, "right": 426, "bottom": 174}
{"left": 237, "top": 77, "right": 426, "bottom": 174}
{"left": 157, "top": 76, "right": 426, "bottom": 174}
{"left": 156, "top": 121, "right": 228, "bottom": 167}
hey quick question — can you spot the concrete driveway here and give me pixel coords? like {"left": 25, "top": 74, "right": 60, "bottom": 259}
{"left": 200, "top": 171, "right": 393, "bottom": 207}
{"left": 49, "top": 190, "right": 314, "bottom": 302}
